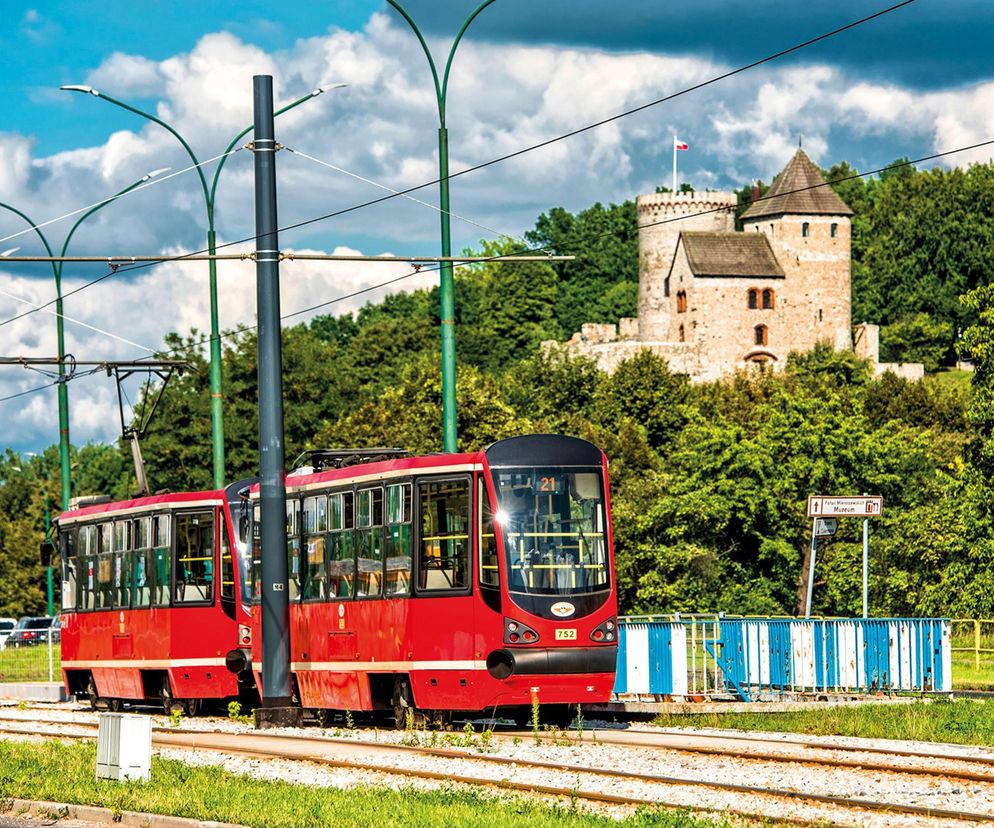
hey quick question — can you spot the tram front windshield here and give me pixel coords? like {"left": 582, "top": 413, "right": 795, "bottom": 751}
{"left": 491, "top": 467, "right": 609, "bottom": 596}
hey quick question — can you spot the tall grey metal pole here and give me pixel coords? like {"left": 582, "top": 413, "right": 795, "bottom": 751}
{"left": 862, "top": 517, "right": 869, "bottom": 619}
{"left": 804, "top": 521, "right": 818, "bottom": 619}
{"left": 252, "top": 75, "right": 298, "bottom": 728}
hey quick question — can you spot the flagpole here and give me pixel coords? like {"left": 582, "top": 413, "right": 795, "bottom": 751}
{"left": 672, "top": 135, "right": 678, "bottom": 194}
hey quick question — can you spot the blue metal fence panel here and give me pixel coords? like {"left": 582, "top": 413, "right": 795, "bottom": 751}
{"left": 614, "top": 617, "right": 951, "bottom": 700}
{"left": 647, "top": 623, "right": 674, "bottom": 695}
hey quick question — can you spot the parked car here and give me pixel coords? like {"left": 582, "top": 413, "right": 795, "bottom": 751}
{"left": 0, "top": 618, "right": 15, "bottom": 649}
{"left": 9, "top": 616, "right": 55, "bottom": 647}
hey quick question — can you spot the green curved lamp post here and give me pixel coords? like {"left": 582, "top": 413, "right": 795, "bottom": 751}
{"left": 384, "top": 0, "right": 497, "bottom": 453}
{"left": 61, "top": 83, "right": 347, "bottom": 488}
{"left": 0, "top": 167, "right": 167, "bottom": 612}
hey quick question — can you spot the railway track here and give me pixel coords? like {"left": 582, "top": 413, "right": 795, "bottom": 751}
{"left": 1, "top": 710, "right": 994, "bottom": 825}
{"left": 504, "top": 726, "right": 994, "bottom": 783}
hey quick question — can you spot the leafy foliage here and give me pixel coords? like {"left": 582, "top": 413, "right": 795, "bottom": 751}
{"left": 6, "top": 160, "right": 994, "bottom": 620}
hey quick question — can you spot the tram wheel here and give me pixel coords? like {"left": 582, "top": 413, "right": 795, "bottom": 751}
{"left": 427, "top": 709, "right": 452, "bottom": 731}
{"left": 541, "top": 704, "right": 576, "bottom": 730}
{"left": 161, "top": 680, "right": 183, "bottom": 716}
{"left": 183, "top": 698, "right": 201, "bottom": 717}
{"left": 107, "top": 698, "right": 122, "bottom": 713}
{"left": 391, "top": 677, "right": 415, "bottom": 730}
{"left": 86, "top": 677, "right": 100, "bottom": 711}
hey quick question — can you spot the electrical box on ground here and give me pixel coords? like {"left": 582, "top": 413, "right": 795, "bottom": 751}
{"left": 96, "top": 712, "right": 152, "bottom": 782}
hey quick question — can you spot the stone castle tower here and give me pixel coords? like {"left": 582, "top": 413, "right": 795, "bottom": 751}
{"left": 636, "top": 191, "right": 738, "bottom": 341}
{"left": 558, "top": 147, "right": 920, "bottom": 380}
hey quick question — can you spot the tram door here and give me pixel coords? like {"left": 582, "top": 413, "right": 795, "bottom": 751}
{"left": 414, "top": 477, "right": 474, "bottom": 678}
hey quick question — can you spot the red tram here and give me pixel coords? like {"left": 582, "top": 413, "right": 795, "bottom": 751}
{"left": 241, "top": 435, "right": 618, "bottom": 725}
{"left": 55, "top": 481, "right": 255, "bottom": 713}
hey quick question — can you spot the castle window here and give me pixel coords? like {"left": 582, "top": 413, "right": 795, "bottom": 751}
{"left": 754, "top": 325, "right": 768, "bottom": 347}
{"left": 676, "top": 290, "right": 687, "bottom": 313}
{"left": 819, "top": 309, "right": 823, "bottom": 322}
{"left": 679, "top": 324, "right": 685, "bottom": 342}
{"left": 762, "top": 289, "right": 774, "bottom": 310}
{"left": 831, "top": 223, "right": 838, "bottom": 238}
{"left": 664, "top": 275, "right": 670, "bottom": 297}
{"left": 747, "top": 289, "right": 759, "bottom": 310}
{"left": 802, "top": 222, "right": 810, "bottom": 237}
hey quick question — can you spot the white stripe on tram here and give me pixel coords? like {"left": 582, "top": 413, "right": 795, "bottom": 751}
{"left": 276, "top": 660, "right": 488, "bottom": 672}
{"left": 61, "top": 658, "right": 228, "bottom": 669}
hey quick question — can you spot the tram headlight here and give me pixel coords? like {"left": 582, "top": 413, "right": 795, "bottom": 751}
{"left": 239, "top": 624, "right": 252, "bottom": 646}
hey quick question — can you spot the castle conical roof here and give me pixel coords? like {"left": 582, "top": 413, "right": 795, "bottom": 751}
{"left": 740, "top": 148, "right": 853, "bottom": 220}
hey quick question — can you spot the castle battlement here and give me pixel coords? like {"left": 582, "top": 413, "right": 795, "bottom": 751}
{"left": 637, "top": 191, "right": 738, "bottom": 215}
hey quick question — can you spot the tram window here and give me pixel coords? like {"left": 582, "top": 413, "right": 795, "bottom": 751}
{"left": 175, "top": 512, "right": 215, "bottom": 604}
{"left": 114, "top": 520, "right": 132, "bottom": 554}
{"left": 152, "top": 515, "right": 171, "bottom": 607}
{"left": 132, "top": 516, "right": 153, "bottom": 609}
{"left": 100, "top": 523, "right": 113, "bottom": 554}
{"left": 220, "top": 514, "right": 235, "bottom": 602}
{"left": 357, "top": 488, "right": 384, "bottom": 598}
{"left": 250, "top": 503, "right": 262, "bottom": 601}
{"left": 113, "top": 550, "right": 132, "bottom": 610}
{"left": 328, "top": 492, "right": 355, "bottom": 598}
{"left": 94, "top": 521, "right": 114, "bottom": 610}
{"left": 417, "top": 479, "right": 470, "bottom": 593}
{"left": 77, "top": 524, "right": 98, "bottom": 611}
{"left": 479, "top": 484, "right": 499, "bottom": 588}
{"left": 286, "top": 500, "right": 301, "bottom": 601}
{"left": 302, "top": 495, "right": 328, "bottom": 601}
{"left": 61, "top": 529, "right": 77, "bottom": 612}
{"left": 385, "top": 483, "right": 412, "bottom": 596}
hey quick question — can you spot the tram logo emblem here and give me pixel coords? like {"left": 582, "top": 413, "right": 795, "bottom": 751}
{"left": 551, "top": 601, "right": 576, "bottom": 618}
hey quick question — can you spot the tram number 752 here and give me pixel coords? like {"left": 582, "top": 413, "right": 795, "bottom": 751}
{"left": 555, "top": 629, "right": 577, "bottom": 640}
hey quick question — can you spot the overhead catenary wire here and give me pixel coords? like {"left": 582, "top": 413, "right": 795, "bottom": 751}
{"left": 0, "top": 286, "right": 155, "bottom": 352}
{"left": 283, "top": 146, "right": 522, "bottom": 244}
{"left": 0, "top": 0, "right": 916, "bottom": 331}
{"left": 0, "top": 150, "right": 242, "bottom": 248}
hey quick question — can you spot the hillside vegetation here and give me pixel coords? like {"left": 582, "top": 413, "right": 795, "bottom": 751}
{"left": 3, "top": 159, "right": 994, "bottom": 619}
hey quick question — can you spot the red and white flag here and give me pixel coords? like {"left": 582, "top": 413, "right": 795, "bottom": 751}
{"left": 675, "top": 138, "right": 689, "bottom": 151}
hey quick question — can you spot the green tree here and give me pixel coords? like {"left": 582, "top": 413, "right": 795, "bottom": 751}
{"left": 525, "top": 201, "right": 638, "bottom": 335}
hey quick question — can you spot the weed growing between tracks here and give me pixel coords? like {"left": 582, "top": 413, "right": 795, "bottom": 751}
{"left": 0, "top": 739, "right": 729, "bottom": 828}
{"left": 653, "top": 698, "right": 994, "bottom": 746}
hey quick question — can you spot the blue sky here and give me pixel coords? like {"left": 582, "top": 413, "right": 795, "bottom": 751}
{"left": 1, "top": 0, "right": 993, "bottom": 452}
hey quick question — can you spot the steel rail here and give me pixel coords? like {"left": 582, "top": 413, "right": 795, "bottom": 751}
{"left": 522, "top": 726, "right": 994, "bottom": 768}
{"left": 2, "top": 715, "right": 994, "bottom": 824}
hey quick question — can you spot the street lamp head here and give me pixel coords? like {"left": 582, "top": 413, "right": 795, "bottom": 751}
{"left": 313, "top": 83, "right": 348, "bottom": 97}
{"left": 60, "top": 84, "right": 100, "bottom": 96}
{"left": 142, "top": 167, "right": 172, "bottom": 181}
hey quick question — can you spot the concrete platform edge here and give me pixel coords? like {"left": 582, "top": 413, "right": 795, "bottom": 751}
{"left": 2, "top": 798, "right": 246, "bottom": 828}
{"left": 0, "top": 683, "right": 68, "bottom": 702}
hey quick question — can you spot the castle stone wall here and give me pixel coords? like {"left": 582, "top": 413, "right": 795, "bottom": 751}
{"left": 637, "top": 192, "right": 737, "bottom": 340}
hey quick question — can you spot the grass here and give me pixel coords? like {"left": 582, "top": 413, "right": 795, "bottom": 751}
{"left": 951, "top": 652, "right": 994, "bottom": 689}
{"left": 930, "top": 368, "right": 973, "bottom": 390}
{"left": 0, "top": 740, "right": 729, "bottom": 828}
{"left": 0, "top": 644, "right": 60, "bottom": 683}
{"left": 654, "top": 698, "right": 994, "bottom": 746}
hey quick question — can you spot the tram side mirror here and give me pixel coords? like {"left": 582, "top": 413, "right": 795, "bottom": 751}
{"left": 39, "top": 540, "right": 55, "bottom": 567}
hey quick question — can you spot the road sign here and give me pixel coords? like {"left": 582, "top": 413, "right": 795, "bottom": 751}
{"left": 807, "top": 496, "right": 882, "bottom": 518}
{"left": 813, "top": 518, "right": 838, "bottom": 538}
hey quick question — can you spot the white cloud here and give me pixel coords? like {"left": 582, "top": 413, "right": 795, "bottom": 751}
{"left": 2, "top": 18, "right": 993, "bottom": 449}
{"left": 85, "top": 53, "right": 165, "bottom": 98}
